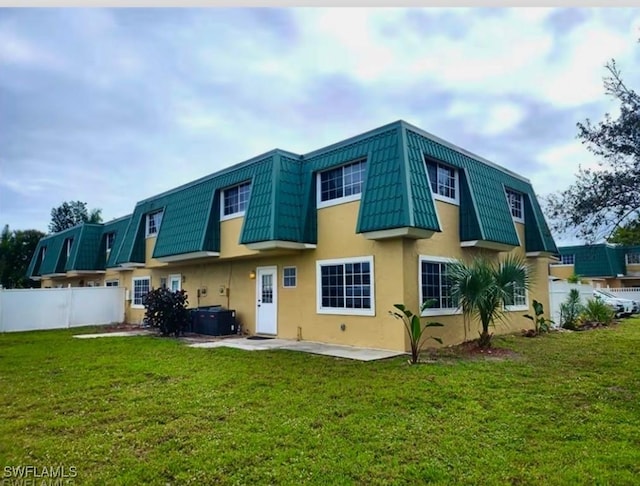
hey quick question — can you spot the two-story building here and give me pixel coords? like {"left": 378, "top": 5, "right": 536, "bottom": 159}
{"left": 27, "top": 121, "right": 558, "bottom": 351}
{"left": 550, "top": 244, "right": 640, "bottom": 288}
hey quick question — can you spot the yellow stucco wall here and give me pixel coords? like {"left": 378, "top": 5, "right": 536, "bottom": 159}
{"left": 41, "top": 197, "right": 554, "bottom": 352}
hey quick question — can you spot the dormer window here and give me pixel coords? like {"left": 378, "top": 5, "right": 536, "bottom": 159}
{"left": 105, "top": 232, "right": 115, "bottom": 253}
{"left": 317, "top": 158, "right": 366, "bottom": 208}
{"left": 65, "top": 238, "right": 73, "bottom": 258}
{"left": 505, "top": 188, "right": 524, "bottom": 222}
{"left": 425, "top": 159, "right": 458, "bottom": 205}
{"left": 146, "top": 210, "right": 163, "bottom": 237}
{"left": 221, "top": 181, "right": 251, "bottom": 220}
{"left": 626, "top": 252, "right": 640, "bottom": 265}
{"left": 559, "top": 254, "right": 575, "bottom": 265}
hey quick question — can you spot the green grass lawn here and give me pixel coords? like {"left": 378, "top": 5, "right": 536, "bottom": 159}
{"left": 1, "top": 320, "right": 639, "bottom": 485}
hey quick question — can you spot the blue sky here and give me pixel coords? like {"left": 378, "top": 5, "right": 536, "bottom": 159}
{"left": 1, "top": 8, "right": 639, "bottom": 241}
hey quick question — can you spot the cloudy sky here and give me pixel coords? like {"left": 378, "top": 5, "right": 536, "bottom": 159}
{"left": 1, "top": 8, "right": 639, "bottom": 243}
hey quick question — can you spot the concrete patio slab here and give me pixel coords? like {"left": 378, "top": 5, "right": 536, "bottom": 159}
{"left": 73, "top": 330, "right": 153, "bottom": 339}
{"left": 188, "top": 337, "right": 405, "bottom": 361}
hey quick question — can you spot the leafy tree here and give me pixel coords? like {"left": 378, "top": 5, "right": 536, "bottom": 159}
{"left": 545, "top": 43, "right": 639, "bottom": 243}
{"left": 0, "top": 225, "right": 46, "bottom": 289}
{"left": 608, "top": 219, "right": 640, "bottom": 245}
{"left": 49, "top": 201, "right": 102, "bottom": 233}
{"left": 448, "top": 255, "right": 531, "bottom": 349}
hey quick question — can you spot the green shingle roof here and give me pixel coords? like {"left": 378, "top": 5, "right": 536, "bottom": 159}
{"left": 26, "top": 215, "right": 132, "bottom": 278}
{"left": 558, "top": 244, "right": 639, "bottom": 277}
{"left": 31, "top": 120, "right": 557, "bottom": 270}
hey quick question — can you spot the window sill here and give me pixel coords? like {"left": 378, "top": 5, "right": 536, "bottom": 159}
{"left": 505, "top": 305, "right": 529, "bottom": 312}
{"left": 131, "top": 304, "right": 145, "bottom": 309}
{"left": 317, "top": 193, "right": 361, "bottom": 210}
{"left": 317, "top": 307, "right": 375, "bottom": 317}
{"left": 432, "top": 194, "right": 459, "bottom": 206}
{"left": 421, "top": 308, "right": 461, "bottom": 317}
{"left": 220, "top": 212, "right": 245, "bottom": 222}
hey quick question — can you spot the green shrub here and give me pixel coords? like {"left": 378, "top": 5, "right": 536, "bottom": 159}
{"left": 390, "top": 301, "right": 443, "bottom": 364}
{"left": 580, "top": 298, "right": 615, "bottom": 327}
{"left": 524, "top": 300, "right": 554, "bottom": 335}
{"left": 560, "top": 289, "right": 583, "bottom": 330}
{"left": 143, "top": 288, "right": 190, "bottom": 337}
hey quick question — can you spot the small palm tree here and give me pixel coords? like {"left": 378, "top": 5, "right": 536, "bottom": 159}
{"left": 448, "top": 255, "right": 531, "bottom": 348}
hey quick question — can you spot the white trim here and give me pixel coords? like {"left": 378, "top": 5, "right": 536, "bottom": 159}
{"left": 155, "top": 251, "right": 220, "bottom": 263}
{"left": 66, "top": 270, "right": 106, "bottom": 276}
{"left": 316, "top": 256, "right": 375, "bottom": 316}
{"left": 41, "top": 273, "right": 66, "bottom": 278}
{"left": 549, "top": 263, "right": 575, "bottom": 267}
{"left": 220, "top": 181, "right": 251, "bottom": 221}
{"left": 424, "top": 159, "right": 460, "bottom": 206}
{"left": 256, "top": 265, "right": 278, "bottom": 335}
{"left": 526, "top": 251, "right": 557, "bottom": 259}
{"left": 168, "top": 274, "right": 182, "bottom": 292}
{"left": 145, "top": 210, "right": 164, "bottom": 238}
{"left": 418, "top": 255, "right": 461, "bottom": 317}
{"left": 362, "top": 227, "right": 435, "bottom": 240}
{"left": 625, "top": 252, "right": 640, "bottom": 265}
{"left": 282, "top": 266, "right": 297, "bottom": 288}
{"left": 460, "top": 240, "right": 517, "bottom": 252}
{"left": 316, "top": 158, "right": 366, "bottom": 209}
{"left": 245, "top": 241, "right": 317, "bottom": 251}
{"left": 119, "top": 262, "right": 145, "bottom": 268}
{"left": 505, "top": 188, "right": 524, "bottom": 223}
{"left": 131, "top": 276, "right": 151, "bottom": 309}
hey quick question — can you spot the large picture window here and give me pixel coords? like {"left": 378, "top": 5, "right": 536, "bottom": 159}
{"left": 132, "top": 277, "right": 150, "bottom": 308}
{"left": 419, "top": 256, "right": 459, "bottom": 315}
{"left": 222, "top": 181, "right": 251, "bottom": 219}
{"left": 317, "top": 159, "right": 366, "bottom": 208}
{"left": 316, "top": 256, "right": 374, "bottom": 316}
{"left": 425, "top": 159, "right": 458, "bottom": 204}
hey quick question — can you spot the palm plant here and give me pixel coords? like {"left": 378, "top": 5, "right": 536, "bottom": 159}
{"left": 448, "top": 255, "right": 532, "bottom": 348}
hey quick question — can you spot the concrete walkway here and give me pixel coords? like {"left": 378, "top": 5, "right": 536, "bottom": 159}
{"left": 71, "top": 330, "right": 405, "bottom": 362}
{"left": 73, "top": 330, "right": 153, "bottom": 339}
{"left": 188, "top": 337, "right": 405, "bottom": 362}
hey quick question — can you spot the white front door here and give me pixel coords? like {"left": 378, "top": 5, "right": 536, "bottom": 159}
{"left": 256, "top": 266, "right": 277, "bottom": 335}
{"left": 169, "top": 274, "right": 182, "bottom": 292}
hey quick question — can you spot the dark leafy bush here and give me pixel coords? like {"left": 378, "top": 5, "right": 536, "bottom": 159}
{"left": 143, "top": 288, "right": 189, "bottom": 337}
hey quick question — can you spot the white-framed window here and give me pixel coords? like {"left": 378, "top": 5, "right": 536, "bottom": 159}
{"left": 169, "top": 274, "right": 182, "bottom": 292}
{"left": 221, "top": 181, "right": 251, "bottom": 220}
{"left": 146, "top": 210, "right": 163, "bottom": 237}
{"left": 283, "top": 266, "right": 297, "bottom": 288}
{"left": 425, "top": 159, "right": 459, "bottom": 205}
{"left": 132, "top": 276, "right": 151, "bottom": 308}
{"left": 505, "top": 188, "right": 524, "bottom": 222}
{"left": 317, "top": 158, "right": 366, "bottom": 208}
{"left": 557, "top": 254, "right": 575, "bottom": 265}
{"left": 419, "top": 256, "right": 459, "bottom": 316}
{"left": 65, "top": 238, "right": 73, "bottom": 258}
{"left": 504, "top": 279, "right": 528, "bottom": 311}
{"left": 626, "top": 252, "right": 640, "bottom": 265}
{"left": 105, "top": 279, "right": 119, "bottom": 287}
{"left": 105, "top": 232, "right": 115, "bottom": 253}
{"left": 316, "top": 256, "right": 374, "bottom": 316}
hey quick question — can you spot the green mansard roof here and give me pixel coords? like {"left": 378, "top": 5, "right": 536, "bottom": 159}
{"left": 558, "top": 244, "right": 640, "bottom": 277}
{"left": 30, "top": 120, "right": 557, "bottom": 273}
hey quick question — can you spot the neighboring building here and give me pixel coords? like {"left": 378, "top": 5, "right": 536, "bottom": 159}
{"left": 550, "top": 244, "right": 640, "bottom": 288}
{"left": 27, "top": 121, "right": 557, "bottom": 351}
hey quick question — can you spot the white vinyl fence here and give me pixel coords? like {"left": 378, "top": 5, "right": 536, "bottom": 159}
{"left": 605, "top": 287, "right": 640, "bottom": 302}
{"left": 0, "top": 287, "right": 125, "bottom": 333}
{"left": 548, "top": 280, "right": 595, "bottom": 328}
